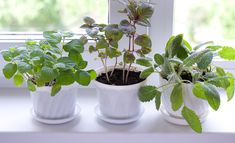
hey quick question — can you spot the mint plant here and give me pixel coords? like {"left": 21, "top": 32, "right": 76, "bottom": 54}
{"left": 1, "top": 31, "right": 96, "bottom": 96}
{"left": 80, "top": 0, "right": 154, "bottom": 84}
{"left": 138, "top": 34, "right": 235, "bottom": 133}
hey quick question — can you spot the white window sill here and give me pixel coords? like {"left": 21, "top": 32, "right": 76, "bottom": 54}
{"left": 0, "top": 88, "right": 235, "bottom": 143}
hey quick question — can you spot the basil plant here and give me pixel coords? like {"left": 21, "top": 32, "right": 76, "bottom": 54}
{"left": 80, "top": 0, "right": 154, "bottom": 84}
{"left": 1, "top": 31, "right": 96, "bottom": 96}
{"left": 138, "top": 34, "right": 235, "bottom": 133}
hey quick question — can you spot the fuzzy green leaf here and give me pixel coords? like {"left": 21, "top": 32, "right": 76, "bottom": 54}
{"left": 123, "top": 52, "right": 135, "bottom": 64}
{"left": 154, "top": 53, "right": 164, "bottom": 65}
{"left": 75, "top": 71, "right": 91, "bottom": 86}
{"left": 183, "top": 49, "right": 210, "bottom": 67}
{"left": 51, "top": 84, "right": 61, "bottom": 96}
{"left": 3, "top": 63, "right": 17, "bottom": 79}
{"left": 155, "top": 92, "right": 161, "bottom": 110}
{"left": 83, "top": 17, "right": 95, "bottom": 25}
{"left": 192, "top": 82, "right": 207, "bottom": 100}
{"left": 168, "top": 34, "right": 183, "bottom": 58}
{"left": 182, "top": 106, "right": 202, "bottom": 133}
{"left": 18, "top": 62, "right": 32, "bottom": 73}
{"left": 226, "top": 72, "right": 234, "bottom": 101}
{"left": 170, "top": 83, "right": 183, "bottom": 111}
{"left": 194, "top": 41, "right": 213, "bottom": 50}
{"left": 135, "top": 34, "right": 152, "bottom": 48}
{"left": 136, "top": 58, "right": 152, "bottom": 67}
{"left": 13, "top": 73, "right": 24, "bottom": 87}
{"left": 197, "top": 52, "right": 213, "bottom": 69}
{"left": 204, "top": 83, "right": 220, "bottom": 111}
{"left": 27, "top": 80, "right": 36, "bottom": 92}
{"left": 140, "top": 67, "right": 154, "bottom": 79}
{"left": 139, "top": 86, "right": 160, "bottom": 102}
{"left": 218, "top": 47, "right": 235, "bottom": 60}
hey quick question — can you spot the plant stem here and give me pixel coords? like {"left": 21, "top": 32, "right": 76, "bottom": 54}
{"left": 110, "top": 57, "right": 118, "bottom": 77}
{"left": 122, "top": 63, "right": 126, "bottom": 84}
{"left": 125, "top": 63, "right": 132, "bottom": 83}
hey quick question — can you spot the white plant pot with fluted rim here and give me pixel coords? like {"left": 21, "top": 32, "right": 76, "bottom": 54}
{"left": 94, "top": 66, "right": 146, "bottom": 124}
{"left": 30, "top": 85, "right": 79, "bottom": 124}
{"left": 160, "top": 77, "right": 209, "bottom": 125}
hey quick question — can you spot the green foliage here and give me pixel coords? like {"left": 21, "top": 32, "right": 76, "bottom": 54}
{"left": 140, "top": 67, "right": 154, "bottom": 79}
{"left": 139, "top": 34, "right": 235, "bottom": 133}
{"left": 1, "top": 31, "right": 95, "bottom": 95}
{"left": 81, "top": 0, "right": 154, "bottom": 84}
{"left": 170, "top": 83, "right": 183, "bottom": 111}
{"left": 182, "top": 106, "right": 202, "bottom": 133}
{"left": 139, "top": 86, "right": 161, "bottom": 103}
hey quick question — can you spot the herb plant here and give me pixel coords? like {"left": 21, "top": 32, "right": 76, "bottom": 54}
{"left": 138, "top": 34, "right": 235, "bottom": 133}
{"left": 80, "top": 0, "right": 154, "bottom": 84}
{"left": 1, "top": 31, "right": 96, "bottom": 96}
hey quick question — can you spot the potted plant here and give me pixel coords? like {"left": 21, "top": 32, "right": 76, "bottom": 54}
{"left": 139, "top": 34, "right": 235, "bottom": 133}
{"left": 1, "top": 31, "right": 96, "bottom": 124}
{"left": 80, "top": 0, "right": 154, "bottom": 124}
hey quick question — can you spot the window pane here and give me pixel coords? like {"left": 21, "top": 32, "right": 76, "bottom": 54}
{"left": 0, "top": 0, "right": 108, "bottom": 32}
{"left": 174, "top": 0, "right": 235, "bottom": 46}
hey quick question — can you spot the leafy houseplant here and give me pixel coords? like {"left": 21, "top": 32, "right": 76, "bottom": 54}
{"left": 139, "top": 34, "right": 235, "bottom": 133}
{"left": 80, "top": 0, "right": 154, "bottom": 123}
{"left": 1, "top": 31, "right": 96, "bottom": 123}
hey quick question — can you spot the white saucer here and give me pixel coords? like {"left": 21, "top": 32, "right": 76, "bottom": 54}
{"left": 31, "top": 105, "right": 81, "bottom": 125}
{"left": 95, "top": 105, "right": 144, "bottom": 124}
{"left": 160, "top": 107, "right": 208, "bottom": 126}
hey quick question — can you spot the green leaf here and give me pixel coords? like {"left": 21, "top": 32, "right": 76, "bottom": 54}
{"left": 136, "top": 58, "right": 152, "bottom": 67}
{"left": 216, "top": 66, "right": 226, "bottom": 76}
{"left": 226, "top": 72, "right": 234, "bottom": 101}
{"left": 3, "top": 63, "right": 17, "bottom": 79}
{"left": 27, "top": 80, "right": 36, "bottom": 92}
{"left": 140, "top": 67, "right": 154, "bottom": 79}
{"left": 77, "top": 60, "right": 88, "bottom": 69}
{"left": 192, "top": 82, "right": 207, "bottom": 100}
{"left": 1, "top": 50, "right": 13, "bottom": 61}
{"left": 43, "top": 31, "right": 62, "bottom": 44}
{"left": 119, "top": 20, "right": 136, "bottom": 34}
{"left": 104, "top": 24, "right": 123, "bottom": 41}
{"left": 51, "top": 84, "right": 61, "bottom": 96}
{"left": 155, "top": 92, "right": 161, "bottom": 110}
{"left": 86, "top": 28, "right": 99, "bottom": 37}
{"left": 168, "top": 34, "right": 183, "bottom": 58}
{"left": 170, "top": 83, "right": 183, "bottom": 111}
{"left": 57, "top": 57, "right": 76, "bottom": 69}
{"left": 57, "top": 70, "right": 75, "bottom": 85}
{"left": 154, "top": 53, "right": 164, "bottom": 65}
{"left": 83, "top": 17, "right": 95, "bottom": 25}
{"left": 182, "top": 106, "right": 202, "bottom": 133}
{"left": 68, "top": 51, "right": 83, "bottom": 65}
{"left": 135, "top": 34, "right": 152, "bottom": 48}
{"left": 219, "top": 47, "right": 235, "bottom": 60}
{"left": 75, "top": 71, "right": 91, "bottom": 86}
{"left": 39, "top": 67, "right": 57, "bottom": 83}
{"left": 204, "top": 83, "right": 220, "bottom": 111}
{"left": 123, "top": 52, "right": 135, "bottom": 64}
{"left": 18, "top": 62, "right": 32, "bottom": 73}
{"left": 13, "top": 73, "right": 24, "bottom": 87}
{"left": 197, "top": 52, "right": 213, "bottom": 69}
{"left": 87, "top": 70, "right": 97, "bottom": 80}
{"left": 139, "top": 86, "right": 161, "bottom": 102}
{"left": 89, "top": 45, "right": 96, "bottom": 53}
{"left": 63, "top": 39, "right": 84, "bottom": 53}
{"left": 96, "top": 38, "right": 109, "bottom": 49}
{"left": 183, "top": 49, "right": 210, "bottom": 67}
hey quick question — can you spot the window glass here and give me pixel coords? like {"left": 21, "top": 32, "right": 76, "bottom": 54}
{"left": 0, "top": 0, "right": 108, "bottom": 32}
{"left": 174, "top": 0, "right": 235, "bottom": 46}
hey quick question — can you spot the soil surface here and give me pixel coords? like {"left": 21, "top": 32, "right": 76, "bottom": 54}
{"left": 96, "top": 69, "right": 145, "bottom": 86}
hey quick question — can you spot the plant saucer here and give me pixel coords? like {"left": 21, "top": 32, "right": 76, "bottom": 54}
{"left": 95, "top": 105, "right": 144, "bottom": 125}
{"left": 31, "top": 104, "right": 81, "bottom": 125}
{"left": 160, "top": 107, "right": 209, "bottom": 126}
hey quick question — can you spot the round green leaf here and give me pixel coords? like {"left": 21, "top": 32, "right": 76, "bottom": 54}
{"left": 56, "top": 70, "right": 75, "bottom": 85}
{"left": 27, "top": 80, "right": 36, "bottom": 92}
{"left": 39, "top": 67, "right": 57, "bottom": 83}
{"left": 13, "top": 73, "right": 24, "bottom": 87}
{"left": 136, "top": 58, "right": 152, "bottom": 67}
{"left": 3, "top": 63, "right": 17, "bottom": 79}
{"left": 87, "top": 70, "right": 97, "bottom": 80}
{"left": 139, "top": 86, "right": 160, "bottom": 102}
{"left": 139, "top": 67, "right": 154, "bottom": 79}
{"left": 75, "top": 71, "right": 91, "bottom": 86}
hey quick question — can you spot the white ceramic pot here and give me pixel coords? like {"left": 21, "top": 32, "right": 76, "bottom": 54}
{"left": 94, "top": 66, "right": 146, "bottom": 121}
{"left": 30, "top": 85, "right": 77, "bottom": 123}
{"left": 160, "top": 77, "right": 209, "bottom": 125}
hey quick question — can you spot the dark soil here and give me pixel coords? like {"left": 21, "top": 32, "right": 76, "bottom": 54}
{"left": 96, "top": 69, "right": 145, "bottom": 86}
{"left": 180, "top": 70, "right": 192, "bottom": 82}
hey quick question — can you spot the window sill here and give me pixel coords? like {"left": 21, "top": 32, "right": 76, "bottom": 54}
{"left": 0, "top": 88, "right": 235, "bottom": 143}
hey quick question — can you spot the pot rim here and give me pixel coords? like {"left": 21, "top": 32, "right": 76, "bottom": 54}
{"left": 93, "top": 65, "right": 147, "bottom": 89}
{"left": 30, "top": 84, "right": 76, "bottom": 92}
